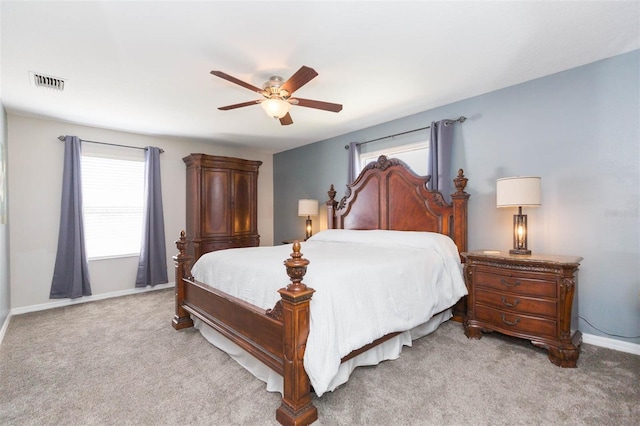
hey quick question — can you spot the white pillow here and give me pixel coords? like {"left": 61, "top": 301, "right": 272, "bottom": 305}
{"left": 308, "top": 229, "right": 459, "bottom": 257}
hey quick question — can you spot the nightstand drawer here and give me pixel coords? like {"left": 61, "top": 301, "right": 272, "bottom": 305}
{"left": 475, "top": 289, "right": 556, "bottom": 317}
{"left": 474, "top": 269, "right": 556, "bottom": 298}
{"left": 475, "top": 305, "right": 557, "bottom": 338}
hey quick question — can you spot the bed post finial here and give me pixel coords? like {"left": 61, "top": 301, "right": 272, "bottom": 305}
{"left": 283, "top": 241, "right": 310, "bottom": 292}
{"left": 326, "top": 184, "right": 338, "bottom": 229}
{"left": 277, "top": 242, "right": 317, "bottom": 425}
{"left": 327, "top": 184, "right": 336, "bottom": 202}
{"left": 454, "top": 169, "right": 468, "bottom": 195}
{"left": 176, "top": 230, "right": 187, "bottom": 254}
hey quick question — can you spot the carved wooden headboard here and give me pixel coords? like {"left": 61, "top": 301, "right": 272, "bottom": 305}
{"left": 326, "top": 155, "right": 470, "bottom": 254}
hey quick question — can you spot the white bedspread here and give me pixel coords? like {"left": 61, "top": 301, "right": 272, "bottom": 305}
{"left": 191, "top": 229, "right": 467, "bottom": 396}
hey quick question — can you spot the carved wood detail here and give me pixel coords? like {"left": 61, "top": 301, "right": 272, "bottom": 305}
{"left": 266, "top": 300, "right": 284, "bottom": 322}
{"left": 327, "top": 155, "right": 468, "bottom": 248}
{"left": 466, "top": 259, "right": 568, "bottom": 275}
{"left": 453, "top": 168, "right": 468, "bottom": 194}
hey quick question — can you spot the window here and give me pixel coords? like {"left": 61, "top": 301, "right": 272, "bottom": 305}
{"left": 81, "top": 155, "right": 145, "bottom": 259}
{"left": 359, "top": 141, "right": 429, "bottom": 176}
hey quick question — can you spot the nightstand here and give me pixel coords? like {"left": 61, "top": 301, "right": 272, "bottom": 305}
{"left": 461, "top": 250, "right": 583, "bottom": 367}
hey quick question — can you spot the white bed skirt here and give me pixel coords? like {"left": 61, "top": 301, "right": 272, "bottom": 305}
{"left": 194, "top": 308, "right": 452, "bottom": 396}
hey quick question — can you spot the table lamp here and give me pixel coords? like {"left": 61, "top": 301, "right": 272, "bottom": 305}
{"left": 496, "top": 176, "right": 541, "bottom": 255}
{"left": 298, "top": 199, "right": 319, "bottom": 240}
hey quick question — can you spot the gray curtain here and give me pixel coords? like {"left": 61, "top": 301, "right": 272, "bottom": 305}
{"left": 135, "top": 146, "right": 167, "bottom": 287}
{"left": 347, "top": 141, "right": 361, "bottom": 183}
{"left": 427, "top": 120, "right": 454, "bottom": 202}
{"left": 50, "top": 136, "right": 92, "bottom": 299}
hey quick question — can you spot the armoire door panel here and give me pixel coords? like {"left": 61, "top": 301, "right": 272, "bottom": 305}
{"left": 233, "top": 171, "right": 253, "bottom": 234}
{"left": 203, "top": 169, "right": 231, "bottom": 236}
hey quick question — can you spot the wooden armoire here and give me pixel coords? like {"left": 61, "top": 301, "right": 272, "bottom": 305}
{"left": 183, "top": 154, "right": 262, "bottom": 260}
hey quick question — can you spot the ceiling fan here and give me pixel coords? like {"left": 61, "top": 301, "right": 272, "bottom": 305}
{"left": 210, "top": 66, "right": 342, "bottom": 126}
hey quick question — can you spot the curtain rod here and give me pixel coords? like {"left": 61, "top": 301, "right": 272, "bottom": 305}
{"left": 57, "top": 136, "right": 164, "bottom": 153}
{"left": 344, "top": 116, "right": 466, "bottom": 150}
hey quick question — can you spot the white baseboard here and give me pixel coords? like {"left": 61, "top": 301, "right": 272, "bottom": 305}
{"left": 0, "top": 313, "right": 11, "bottom": 346}
{"left": 582, "top": 332, "right": 640, "bottom": 356}
{"left": 8, "top": 282, "right": 174, "bottom": 316}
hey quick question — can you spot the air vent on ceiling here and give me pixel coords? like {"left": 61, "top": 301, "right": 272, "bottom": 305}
{"left": 30, "top": 72, "right": 65, "bottom": 91}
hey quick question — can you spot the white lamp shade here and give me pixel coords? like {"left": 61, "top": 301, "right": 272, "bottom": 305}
{"left": 298, "top": 199, "right": 319, "bottom": 216}
{"left": 496, "top": 176, "right": 541, "bottom": 207}
{"left": 261, "top": 98, "right": 291, "bottom": 119}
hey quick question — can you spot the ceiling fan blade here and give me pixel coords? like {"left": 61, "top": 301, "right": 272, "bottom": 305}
{"left": 292, "top": 97, "right": 343, "bottom": 113}
{"left": 281, "top": 66, "right": 318, "bottom": 95}
{"left": 218, "top": 100, "right": 260, "bottom": 110}
{"left": 279, "top": 113, "right": 293, "bottom": 126}
{"left": 210, "top": 70, "right": 264, "bottom": 94}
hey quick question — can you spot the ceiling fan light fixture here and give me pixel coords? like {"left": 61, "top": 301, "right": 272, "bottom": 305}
{"left": 212, "top": 66, "right": 341, "bottom": 125}
{"left": 261, "top": 98, "right": 291, "bottom": 119}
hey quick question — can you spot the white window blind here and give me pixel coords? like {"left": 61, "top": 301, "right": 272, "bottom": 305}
{"left": 81, "top": 155, "right": 145, "bottom": 259}
{"left": 360, "top": 141, "right": 429, "bottom": 176}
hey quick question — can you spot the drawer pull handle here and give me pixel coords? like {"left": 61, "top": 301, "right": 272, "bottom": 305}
{"left": 500, "top": 278, "right": 521, "bottom": 288}
{"left": 500, "top": 296, "right": 520, "bottom": 308}
{"left": 501, "top": 314, "right": 521, "bottom": 326}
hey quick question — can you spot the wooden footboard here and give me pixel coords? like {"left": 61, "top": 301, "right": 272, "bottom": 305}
{"left": 172, "top": 232, "right": 317, "bottom": 426}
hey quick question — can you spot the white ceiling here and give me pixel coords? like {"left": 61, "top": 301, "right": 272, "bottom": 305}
{"left": 1, "top": 1, "right": 639, "bottom": 153}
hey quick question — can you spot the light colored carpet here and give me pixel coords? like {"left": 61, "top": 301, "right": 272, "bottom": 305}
{"left": 1, "top": 288, "right": 638, "bottom": 425}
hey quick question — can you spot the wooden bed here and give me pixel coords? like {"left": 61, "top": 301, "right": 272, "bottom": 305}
{"left": 172, "top": 155, "right": 470, "bottom": 425}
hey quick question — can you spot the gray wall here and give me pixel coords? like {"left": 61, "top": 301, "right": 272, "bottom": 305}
{"left": 274, "top": 50, "right": 640, "bottom": 345}
{"left": 0, "top": 104, "right": 9, "bottom": 331}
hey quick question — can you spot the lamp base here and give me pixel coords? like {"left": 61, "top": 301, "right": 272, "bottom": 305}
{"left": 305, "top": 217, "right": 312, "bottom": 241}
{"left": 509, "top": 248, "right": 531, "bottom": 255}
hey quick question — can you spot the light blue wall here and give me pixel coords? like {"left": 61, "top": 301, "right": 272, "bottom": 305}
{"left": 274, "top": 50, "right": 640, "bottom": 345}
{"left": 0, "top": 104, "right": 9, "bottom": 331}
